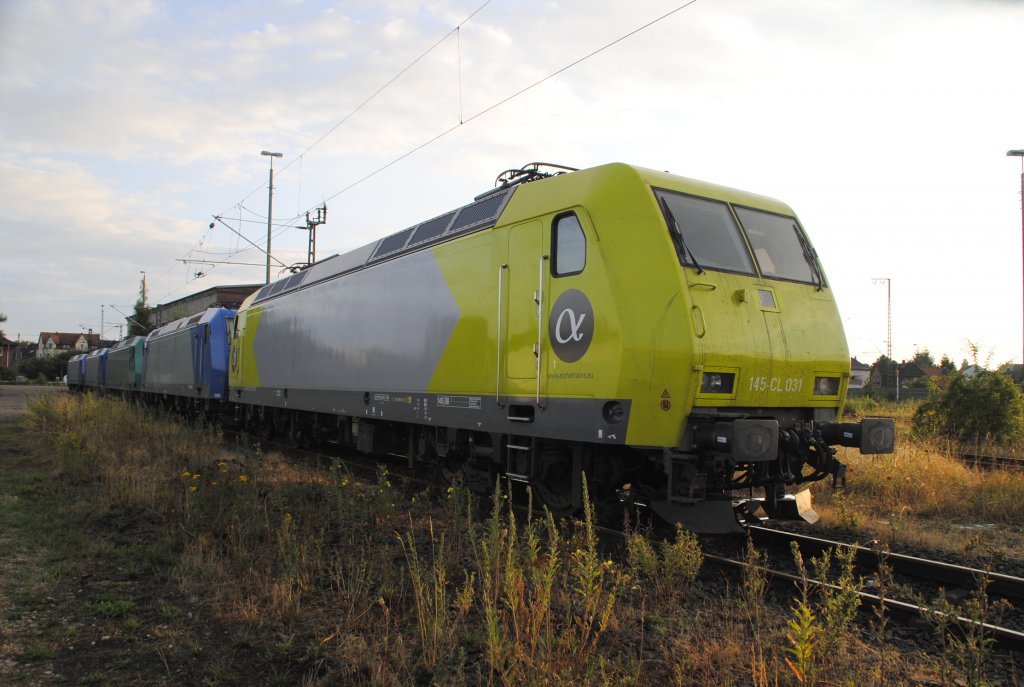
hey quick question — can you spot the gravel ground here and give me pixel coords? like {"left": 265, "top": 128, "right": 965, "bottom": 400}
{"left": 0, "top": 385, "right": 62, "bottom": 421}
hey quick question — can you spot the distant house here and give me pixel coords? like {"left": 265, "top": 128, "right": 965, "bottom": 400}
{"left": 0, "top": 337, "right": 15, "bottom": 368}
{"left": 36, "top": 331, "right": 100, "bottom": 358}
{"left": 870, "top": 362, "right": 897, "bottom": 390}
{"left": 896, "top": 362, "right": 927, "bottom": 387}
{"left": 849, "top": 357, "right": 871, "bottom": 389}
{"left": 962, "top": 365, "right": 982, "bottom": 379}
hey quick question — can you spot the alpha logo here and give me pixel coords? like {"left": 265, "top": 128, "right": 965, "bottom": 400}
{"left": 549, "top": 289, "right": 594, "bottom": 363}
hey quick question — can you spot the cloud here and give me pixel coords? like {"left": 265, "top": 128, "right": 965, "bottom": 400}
{"left": 1, "top": 0, "right": 1023, "bottom": 360}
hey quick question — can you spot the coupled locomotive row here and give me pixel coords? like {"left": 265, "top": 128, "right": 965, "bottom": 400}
{"left": 68, "top": 162, "right": 895, "bottom": 533}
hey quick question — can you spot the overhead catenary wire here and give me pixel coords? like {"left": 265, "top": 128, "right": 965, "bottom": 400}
{"left": 189, "top": 1, "right": 503, "bottom": 290}
{"left": 219, "top": 0, "right": 498, "bottom": 217}
{"left": 308, "top": 0, "right": 700, "bottom": 212}
{"left": 178, "top": 0, "right": 698, "bottom": 300}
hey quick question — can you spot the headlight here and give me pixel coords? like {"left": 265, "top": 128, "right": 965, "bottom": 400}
{"left": 813, "top": 376, "right": 840, "bottom": 396}
{"left": 701, "top": 372, "right": 735, "bottom": 394}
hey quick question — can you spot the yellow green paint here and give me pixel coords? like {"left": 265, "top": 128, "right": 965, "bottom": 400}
{"left": 234, "top": 162, "right": 850, "bottom": 450}
{"left": 229, "top": 304, "right": 262, "bottom": 388}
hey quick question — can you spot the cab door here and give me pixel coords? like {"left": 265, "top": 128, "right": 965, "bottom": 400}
{"left": 503, "top": 220, "right": 546, "bottom": 402}
{"left": 501, "top": 213, "right": 592, "bottom": 407}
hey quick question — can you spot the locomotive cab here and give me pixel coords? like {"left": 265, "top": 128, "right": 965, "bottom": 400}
{"left": 636, "top": 170, "right": 895, "bottom": 531}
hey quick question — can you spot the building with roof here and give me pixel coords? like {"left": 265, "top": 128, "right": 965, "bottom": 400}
{"left": 36, "top": 332, "right": 101, "bottom": 358}
{"left": 149, "top": 284, "right": 262, "bottom": 329}
{"left": 849, "top": 357, "right": 871, "bottom": 389}
{"left": 0, "top": 337, "right": 16, "bottom": 368}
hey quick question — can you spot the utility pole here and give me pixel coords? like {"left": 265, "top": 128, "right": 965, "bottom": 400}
{"left": 304, "top": 204, "right": 327, "bottom": 268}
{"left": 1007, "top": 149, "right": 1024, "bottom": 363}
{"left": 261, "top": 150, "right": 283, "bottom": 284}
{"left": 872, "top": 277, "right": 893, "bottom": 396}
{"left": 872, "top": 277, "right": 892, "bottom": 361}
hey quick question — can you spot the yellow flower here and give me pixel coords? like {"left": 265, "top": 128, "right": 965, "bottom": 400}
{"left": 284, "top": 512, "right": 293, "bottom": 522}
{"left": 239, "top": 475, "right": 249, "bottom": 483}
{"left": 189, "top": 486, "right": 198, "bottom": 492}
{"left": 182, "top": 470, "right": 191, "bottom": 478}
{"left": 192, "top": 473, "right": 200, "bottom": 480}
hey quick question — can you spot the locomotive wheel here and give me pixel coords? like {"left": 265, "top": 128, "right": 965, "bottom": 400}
{"left": 534, "top": 447, "right": 576, "bottom": 517}
{"left": 254, "top": 420, "right": 273, "bottom": 442}
{"left": 437, "top": 451, "right": 465, "bottom": 484}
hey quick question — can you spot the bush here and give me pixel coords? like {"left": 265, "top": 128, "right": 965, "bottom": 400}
{"left": 912, "top": 371, "right": 1024, "bottom": 443}
{"left": 843, "top": 394, "right": 879, "bottom": 418}
{"left": 0, "top": 365, "right": 14, "bottom": 382}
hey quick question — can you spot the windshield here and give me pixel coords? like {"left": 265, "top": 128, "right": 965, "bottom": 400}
{"left": 654, "top": 188, "right": 755, "bottom": 275}
{"left": 734, "top": 207, "right": 824, "bottom": 287}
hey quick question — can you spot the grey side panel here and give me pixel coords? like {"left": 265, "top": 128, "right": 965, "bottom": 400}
{"left": 85, "top": 357, "right": 101, "bottom": 386}
{"left": 68, "top": 357, "right": 84, "bottom": 385}
{"left": 252, "top": 249, "right": 460, "bottom": 393}
{"left": 107, "top": 348, "right": 132, "bottom": 389}
{"left": 235, "top": 385, "right": 632, "bottom": 446}
{"left": 143, "top": 327, "right": 195, "bottom": 396}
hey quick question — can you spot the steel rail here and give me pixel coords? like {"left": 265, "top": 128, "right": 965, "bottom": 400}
{"left": 748, "top": 526, "right": 1024, "bottom": 604}
{"left": 704, "top": 552, "right": 1024, "bottom": 653}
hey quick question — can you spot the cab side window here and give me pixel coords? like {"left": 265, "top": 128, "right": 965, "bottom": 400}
{"left": 552, "top": 213, "right": 586, "bottom": 277}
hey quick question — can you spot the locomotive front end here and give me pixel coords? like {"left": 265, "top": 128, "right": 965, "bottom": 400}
{"left": 638, "top": 171, "right": 895, "bottom": 532}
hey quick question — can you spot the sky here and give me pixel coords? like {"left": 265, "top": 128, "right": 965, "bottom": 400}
{"left": 1, "top": 0, "right": 1022, "bottom": 367}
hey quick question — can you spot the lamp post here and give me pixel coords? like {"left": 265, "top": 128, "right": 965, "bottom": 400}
{"left": 261, "top": 150, "right": 283, "bottom": 284}
{"left": 1008, "top": 149, "right": 1024, "bottom": 363}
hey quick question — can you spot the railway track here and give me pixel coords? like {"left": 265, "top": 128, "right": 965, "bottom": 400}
{"left": 736, "top": 526, "right": 1024, "bottom": 653}
{"left": 749, "top": 526, "right": 1024, "bottom": 605}
{"left": 956, "top": 452, "right": 1024, "bottom": 470}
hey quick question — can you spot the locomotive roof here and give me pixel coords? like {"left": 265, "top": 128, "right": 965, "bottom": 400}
{"left": 146, "top": 307, "right": 234, "bottom": 341}
{"left": 109, "top": 335, "right": 145, "bottom": 351}
{"left": 240, "top": 162, "right": 797, "bottom": 310}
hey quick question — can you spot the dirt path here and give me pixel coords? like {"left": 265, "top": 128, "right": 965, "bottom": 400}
{"left": 0, "top": 385, "right": 62, "bottom": 421}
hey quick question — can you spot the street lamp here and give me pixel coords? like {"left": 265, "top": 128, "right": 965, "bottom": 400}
{"left": 261, "top": 150, "right": 283, "bottom": 285}
{"left": 1008, "top": 149, "right": 1024, "bottom": 363}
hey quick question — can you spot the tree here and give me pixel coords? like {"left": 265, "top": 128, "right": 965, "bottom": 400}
{"left": 127, "top": 277, "right": 154, "bottom": 337}
{"left": 913, "top": 370, "right": 1024, "bottom": 443}
{"left": 18, "top": 349, "right": 75, "bottom": 382}
{"left": 0, "top": 306, "right": 6, "bottom": 341}
{"left": 911, "top": 348, "right": 935, "bottom": 368}
{"left": 939, "top": 354, "right": 956, "bottom": 374}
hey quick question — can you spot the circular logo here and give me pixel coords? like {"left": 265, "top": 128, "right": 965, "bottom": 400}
{"left": 548, "top": 289, "right": 594, "bottom": 363}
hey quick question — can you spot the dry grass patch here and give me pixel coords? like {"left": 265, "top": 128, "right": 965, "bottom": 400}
{"left": 10, "top": 394, "right": 1019, "bottom": 686}
{"left": 816, "top": 400, "right": 1024, "bottom": 556}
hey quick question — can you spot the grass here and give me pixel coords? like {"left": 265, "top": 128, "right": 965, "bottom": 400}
{"left": 0, "top": 393, "right": 1020, "bottom": 684}
{"left": 815, "top": 399, "right": 1024, "bottom": 555}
